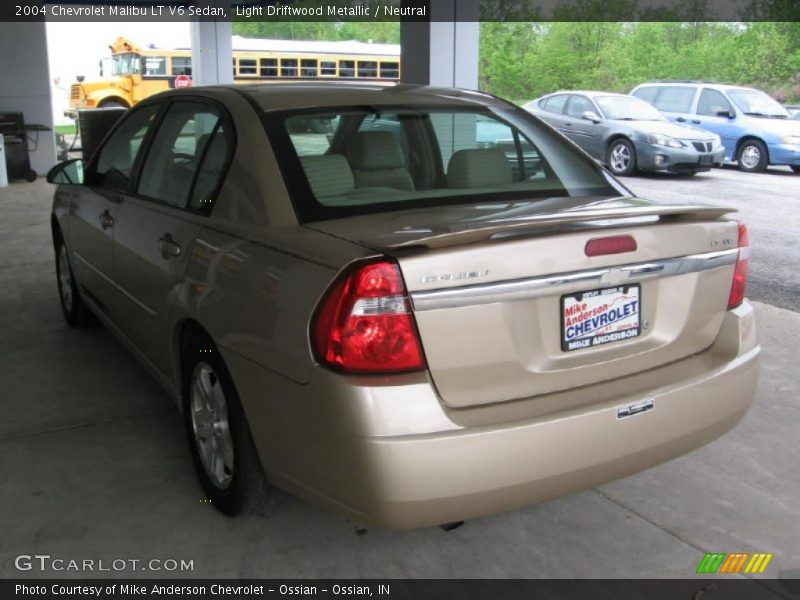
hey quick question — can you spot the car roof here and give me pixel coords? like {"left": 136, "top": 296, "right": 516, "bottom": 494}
{"left": 159, "top": 83, "right": 512, "bottom": 112}
{"left": 634, "top": 81, "right": 754, "bottom": 91}
{"left": 538, "top": 90, "right": 632, "bottom": 100}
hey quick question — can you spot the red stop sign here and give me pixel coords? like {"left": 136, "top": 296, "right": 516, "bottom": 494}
{"left": 174, "top": 74, "right": 192, "bottom": 88}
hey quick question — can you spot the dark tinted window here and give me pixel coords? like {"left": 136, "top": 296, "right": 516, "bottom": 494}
{"left": 238, "top": 58, "right": 257, "bottom": 76}
{"left": 697, "top": 89, "right": 734, "bottom": 116}
{"left": 653, "top": 86, "right": 696, "bottom": 113}
{"left": 358, "top": 61, "right": 378, "bottom": 78}
{"left": 93, "top": 104, "right": 160, "bottom": 190}
{"left": 260, "top": 58, "right": 278, "bottom": 77}
{"left": 301, "top": 59, "right": 318, "bottom": 77}
{"left": 137, "top": 102, "right": 228, "bottom": 209}
{"left": 380, "top": 62, "right": 399, "bottom": 78}
{"left": 281, "top": 58, "right": 298, "bottom": 77}
{"left": 542, "top": 95, "right": 568, "bottom": 114}
{"left": 340, "top": 60, "right": 355, "bottom": 77}
{"left": 320, "top": 60, "right": 336, "bottom": 76}
{"left": 565, "top": 95, "right": 595, "bottom": 118}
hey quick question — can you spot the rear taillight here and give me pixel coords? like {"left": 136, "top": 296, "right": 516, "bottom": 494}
{"left": 311, "top": 258, "right": 426, "bottom": 374}
{"left": 727, "top": 222, "right": 749, "bottom": 309}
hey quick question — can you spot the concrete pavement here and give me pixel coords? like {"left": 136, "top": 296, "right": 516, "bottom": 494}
{"left": 0, "top": 180, "right": 798, "bottom": 597}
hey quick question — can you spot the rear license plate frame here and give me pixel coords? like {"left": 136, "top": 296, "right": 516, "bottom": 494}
{"left": 699, "top": 154, "right": 714, "bottom": 165}
{"left": 561, "top": 284, "right": 641, "bottom": 352}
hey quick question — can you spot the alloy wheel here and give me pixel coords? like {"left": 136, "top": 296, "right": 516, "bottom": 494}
{"left": 57, "top": 244, "right": 74, "bottom": 310}
{"left": 190, "top": 362, "right": 235, "bottom": 490}
{"left": 610, "top": 143, "right": 631, "bottom": 173}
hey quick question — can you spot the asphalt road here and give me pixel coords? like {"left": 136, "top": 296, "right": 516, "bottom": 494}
{"left": 624, "top": 165, "right": 800, "bottom": 313}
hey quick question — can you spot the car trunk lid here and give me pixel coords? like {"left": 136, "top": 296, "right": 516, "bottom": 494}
{"left": 308, "top": 197, "right": 740, "bottom": 407}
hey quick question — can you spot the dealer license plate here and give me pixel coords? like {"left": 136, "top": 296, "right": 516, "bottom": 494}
{"left": 561, "top": 285, "right": 641, "bottom": 352}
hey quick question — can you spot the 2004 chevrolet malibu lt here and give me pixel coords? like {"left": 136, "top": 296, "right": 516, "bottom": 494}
{"left": 48, "top": 84, "right": 760, "bottom": 529}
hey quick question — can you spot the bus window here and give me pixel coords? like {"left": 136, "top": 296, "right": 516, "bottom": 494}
{"left": 340, "top": 60, "right": 355, "bottom": 78}
{"left": 357, "top": 61, "right": 378, "bottom": 78}
{"left": 144, "top": 56, "right": 167, "bottom": 76}
{"left": 260, "top": 58, "right": 278, "bottom": 77}
{"left": 232, "top": 58, "right": 236, "bottom": 77}
{"left": 281, "top": 58, "right": 298, "bottom": 77}
{"left": 172, "top": 57, "right": 192, "bottom": 76}
{"left": 301, "top": 59, "right": 318, "bottom": 77}
{"left": 320, "top": 60, "right": 337, "bottom": 76}
{"left": 380, "top": 62, "right": 399, "bottom": 79}
{"left": 238, "top": 58, "right": 257, "bottom": 76}
{"left": 112, "top": 53, "right": 139, "bottom": 76}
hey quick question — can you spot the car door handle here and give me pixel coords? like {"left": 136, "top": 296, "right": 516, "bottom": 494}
{"left": 691, "top": 119, "right": 701, "bottom": 124}
{"left": 675, "top": 117, "right": 687, "bottom": 122}
{"left": 99, "top": 210, "right": 114, "bottom": 230}
{"left": 157, "top": 233, "right": 181, "bottom": 259}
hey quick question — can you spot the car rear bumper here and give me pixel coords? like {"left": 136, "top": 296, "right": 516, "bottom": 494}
{"left": 636, "top": 142, "right": 726, "bottom": 173}
{"left": 227, "top": 302, "right": 759, "bottom": 530}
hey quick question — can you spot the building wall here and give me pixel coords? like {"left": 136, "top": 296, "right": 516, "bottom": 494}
{"left": 0, "top": 22, "right": 57, "bottom": 178}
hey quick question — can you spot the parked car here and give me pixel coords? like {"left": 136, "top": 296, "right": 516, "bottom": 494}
{"left": 523, "top": 91, "right": 724, "bottom": 177}
{"left": 48, "top": 84, "right": 759, "bottom": 529}
{"left": 631, "top": 82, "right": 800, "bottom": 173}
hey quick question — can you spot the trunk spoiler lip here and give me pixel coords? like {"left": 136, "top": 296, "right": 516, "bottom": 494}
{"left": 349, "top": 204, "right": 738, "bottom": 250}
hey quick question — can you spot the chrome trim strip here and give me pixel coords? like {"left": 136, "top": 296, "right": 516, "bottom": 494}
{"left": 73, "top": 251, "right": 158, "bottom": 318}
{"left": 410, "top": 248, "right": 738, "bottom": 311}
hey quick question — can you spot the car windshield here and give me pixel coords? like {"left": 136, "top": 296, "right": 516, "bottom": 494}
{"left": 728, "top": 89, "right": 790, "bottom": 118}
{"left": 266, "top": 106, "right": 622, "bottom": 223}
{"left": 596, "top": 96, "right": 666, "bottom": 121}
{"left": 111, "top": 53, "right": 140, "bottom": 76}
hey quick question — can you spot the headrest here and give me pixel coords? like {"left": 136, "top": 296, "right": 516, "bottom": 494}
{"left": 446, "top": 148, "right": 513, "bottom": 189}
{"left": 347, "top": 131, "right": 406, "bottom": 171}
{"left": 300, "top": 154, "right": 355, "bottom": 199}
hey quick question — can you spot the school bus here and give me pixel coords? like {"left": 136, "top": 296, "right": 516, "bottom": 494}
{"left": 68, "top": 36, "right": 401, "bottom": 113}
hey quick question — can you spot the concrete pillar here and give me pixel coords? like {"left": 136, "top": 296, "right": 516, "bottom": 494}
{"left": 0, "top": 22, "right": 57, "bottom": 176}
{"left": 190, "top": 10, "right": 233, "bottom": 86}
{"left": 400, "top": 0, "right": 479, "bottom": 89}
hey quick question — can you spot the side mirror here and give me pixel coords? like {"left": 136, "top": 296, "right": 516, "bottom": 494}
{"left": 582, "top": 110, "right": 602, "bottom": 123}
{"left": 47, "top": 158, "right": 85, "bottom": 185}
{"left": 716, "top": 109, "right": 735, "bottom": 119}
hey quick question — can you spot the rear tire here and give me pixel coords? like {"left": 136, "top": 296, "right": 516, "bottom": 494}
{"left": 182, "top": 339, "right": 282, "bottom": 517}
{"left": 791, "top": 166, "right": 800, "bottom": 174}
{"left": 737, "top": 140, "right": 768, "bottom": 173}
{"left": 606, "top": 139, "right": 637, "bottom": 176}
{"left": 25, "top": 168, "right": 37, "bottom": 182}
{"left": 54, "top": 234, "right": 95, "bottom": 327}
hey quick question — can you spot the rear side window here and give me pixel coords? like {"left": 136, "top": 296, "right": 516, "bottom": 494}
{"left": 697, "top": 89, "right": 734, "bottom": 116}
{"left": 137, "top": 101, "right": 231, "bottom": 210}
{"left": 93, "top": 103, "right": 160, "bottom": 191}
{"left": 652, "top": 86, "right": 696, "bottom": 113}
{"left": 542, "top": 95, "right": 568, "bottom": 114}
{"left": 269, "top": 106, "right": 618, "bottom": 222}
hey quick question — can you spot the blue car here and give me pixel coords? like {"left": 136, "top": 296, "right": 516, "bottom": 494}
{"left": 631, "top": 82, "right": 800, "bottom": 173}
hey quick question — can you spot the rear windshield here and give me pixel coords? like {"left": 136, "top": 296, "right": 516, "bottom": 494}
{"left": 263, "top": 105, "right": 622, "bottom": 223}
